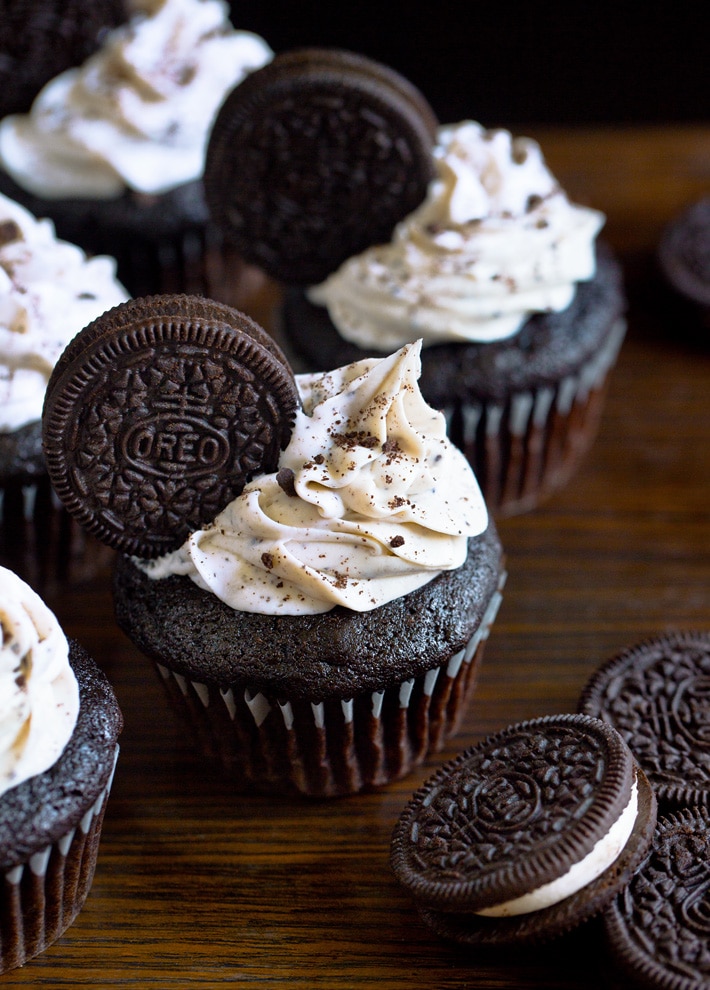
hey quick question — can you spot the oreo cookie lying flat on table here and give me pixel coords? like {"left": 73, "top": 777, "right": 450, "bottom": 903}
{"left": 604, "top": 808, "right": 710, "bottom": 990}
{"left": 204, "top": 47, "right": 438, "bottom": 286}
{"left": 390, "top": 714, "right": 657, "bottom": 946}
{"left": 579, "top": 631, "right": 710, "bottom": 812}
{"left": 42, "top": 294, "right": 300, "bottom": 559}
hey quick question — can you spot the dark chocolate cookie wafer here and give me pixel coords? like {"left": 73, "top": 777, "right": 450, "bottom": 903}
{"left": 579, "top": 631, "right": 710, "bottom": 812}
{"left": 390, "top": 714, "right": 656, "bottom": 945}
{"left": 204, "top": 47, "right": 438, "bottom": 285}
{"left": 42, "top": 295, "right": 300, "bottom": 559}
{"left": 605, "top": 808, "right": 710, "bottom": 990}
{"left": 0, "top": 0, "right": 127, "bottom": 116}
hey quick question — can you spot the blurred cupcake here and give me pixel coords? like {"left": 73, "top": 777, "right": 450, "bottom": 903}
{"left": 0, "top": 191, "right": 127, "bottom": 586}
{"left": 41, "top": 295, "right": 505, "bottom": 797}
{"left": 0, "top": 0, "right": 127, "bottom": 118}
{"left": 0, "top": 0, "right": 272, "bottom": 297}
{"left": 205, "top": 52, "right": 627, "bottom": 516}
{"left": 0, "top": 565, "right": 123, "bottom": 974}
{"left": 657, "top": 196, "right": 710, "bottom": 344}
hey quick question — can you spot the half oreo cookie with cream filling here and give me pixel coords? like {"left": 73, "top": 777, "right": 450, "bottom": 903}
{"left": 390, "top": 713, "right": 657, "bottom": 945}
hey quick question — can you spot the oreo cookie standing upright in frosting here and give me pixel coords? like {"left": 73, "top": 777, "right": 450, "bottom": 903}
{"left": 204, "top": 47, "right": 438, "bottom": 285}
{"left": 604, "top": 807, "right": 710, "bottom": 990}
{"left": 42, "top": 294, "right": 300, "bottom": 559}
{"left": 579, "top": 631, "right": 710, "bottom": 813}
{"left": 390, "top": 714, "right": 657, "bottom": 945}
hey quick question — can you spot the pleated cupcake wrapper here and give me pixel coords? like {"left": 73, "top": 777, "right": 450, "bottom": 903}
{"left": 0, "top": 476, "right": 60, "bottom": 525}
{"left": 100, "top": 224, "right": 247, "bottom": 301}
{"left": 154, "top": 575, "right": 505, "bottom": 797}
{"left": 445, "top": 318, "right": 627, "bottom": 516}
{"left": 0, "top": 477, "right": 115, "bottom": 593}
{"left": 0, "top": 745, "right": 119, "bottom": 974}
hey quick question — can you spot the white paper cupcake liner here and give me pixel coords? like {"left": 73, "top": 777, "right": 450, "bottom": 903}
{"left": 445, "top": 318, "right": 627, "bottom": 516}
{"left": 0, "top": 745, "right": 119, "bottom": 974}
{"left": 155, "top": 575, "right": 506, "bottom": 797}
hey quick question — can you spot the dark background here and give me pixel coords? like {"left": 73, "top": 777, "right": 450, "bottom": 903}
{"left": 232, "top": 3, "right": 708, "bottom": 128}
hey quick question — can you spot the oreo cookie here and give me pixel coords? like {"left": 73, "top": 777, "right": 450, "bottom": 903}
{"left": 42, "top": 295, "right": 300, "bottom": 559}
{"left": 204, "top": 47, "right": 438, "bottom": 285}
{"left": 657, "top": 197, "right": 710, "bottom": 335}
{"left": 579, "top": 631, "right": 710, "bottom": 812}
{"left": 390, "top": 714, "right": 657, "bottom": 945}
{"left": 605, "top": 808, "right": 710, "bottom": 989}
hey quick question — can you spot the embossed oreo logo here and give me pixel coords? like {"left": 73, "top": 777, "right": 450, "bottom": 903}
{"left": 674, "top": 675, "right": 710, "bottom": 749}
{"left": 123, "top": 416, "right": 229, "bottom": 478}
{"left": 472, "top": 771, "right": 542, "bottom": 833}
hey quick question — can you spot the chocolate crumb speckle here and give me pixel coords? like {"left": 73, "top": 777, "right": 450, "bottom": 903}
{"left": 389, "top": 535, "right": 405, "bottom": 548}
{"left": 276, "top": 468, "right": 297, "bottom": 497}
{"left": 261, "top": 552, "right": 274, "bottom": 569}
{"left": 0, "top": 220, "right": 22, "bottom": 246}
{"left": 332, "top": 430, "right": 379, "bottom": 450}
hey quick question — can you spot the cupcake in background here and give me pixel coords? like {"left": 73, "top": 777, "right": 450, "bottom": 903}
{"left": 41, "top": 295, "right": 505, "bottom": 797}
{"left": 0, "top": 565, "right": 123, "bottom": 974}
{"left": 205, "top": 51, "right": 627, "bottom": 516}
{"left": 0, "top": 191, "right": 128, "bottom": 586}
{"left": 0, "top": 0, "right": 272, "bottom": 298}
{"left": 0, "top": 0, "right": 127, "bottom": 117}
{"left": 657, "top": 196, "right": 710, "bottom": 345}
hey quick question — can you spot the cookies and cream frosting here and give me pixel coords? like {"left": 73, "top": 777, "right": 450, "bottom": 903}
{"left": 308, "top": 120, "right": 605, "bottom": 349}
{"left": 0, "top": 192, "right": 128, "bottom": 432}
{"left": 142, "top": 340, "right": 488, "bottom": 615}
{"left": 0, "top": 0, "right": 272, "bottom": 199}
{"left": 0, "top": 566, "right": 79, "bottom": 798}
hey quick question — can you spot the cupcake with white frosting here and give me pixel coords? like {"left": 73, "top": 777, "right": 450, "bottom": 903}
{"left": 0, "top": 191, "right": 128, "bottom": 583}
{"left": 285, "top": 121, "right": 627, "bottom": 515}
{"left": 0, "top": 566, "right": 122, "bottom": 974}
{"left": 201, "top": 48, "right": 626, "bottom": 515}
{"left": 113, "top": 338, "right": 505, "bottom": 797}
{"left": 0, "top": 0, "right": 272, "bottom": 297}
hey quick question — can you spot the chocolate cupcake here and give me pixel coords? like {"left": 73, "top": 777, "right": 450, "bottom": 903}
{"left": 0, "top": 566, "right": 123, "bottom": 974}
{"left": 205, "top": 52, "right": 626, "bottom": 516}
{"left": 42, "top": 294, "right": 505, "bottom": 797}
{"left": 657, "top": 197, "right": 710, "bottom": 342}
{"left": 0, "top": 190, "right": 128, "bottom": 587}
{"left": 0, "top": 0, "right": 127, "bottom": 118}
{"left": 390, "top": 714, "right": 657, "bottom": 946}
{"left": 0, "top": 0, "right": 272, "bottom": 298}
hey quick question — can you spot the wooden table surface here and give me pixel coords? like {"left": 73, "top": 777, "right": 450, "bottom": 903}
{"left": 2, "top": 125, "right": 710, "bottom": 988}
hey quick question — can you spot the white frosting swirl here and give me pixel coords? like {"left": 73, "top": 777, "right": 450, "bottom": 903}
{"left": 0, "top": 566, "right": 79, "bottom": 797}
{"left": 0, "top": 192, "right": 128, "bottom": 431}
{"left": 308, "top": 121, "right": 605, "bottom": 349}
{"left": 0, "top": 0, "right": 272, "bottom": 199}
{"left": 142, "top": 341, "right": 488, "bottom": 615}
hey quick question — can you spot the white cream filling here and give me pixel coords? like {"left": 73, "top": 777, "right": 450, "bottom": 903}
{"left": 475, "top": 775, "right": 639, "bottom": 917}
